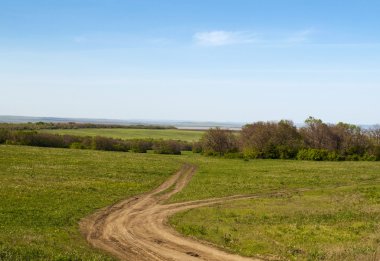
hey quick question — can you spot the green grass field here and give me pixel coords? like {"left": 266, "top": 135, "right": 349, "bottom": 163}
{"left": 0, "top": 145, "right": 183, "bottom": 260}
{"left": 39, "top": 128, "right": 204, "bottom": 142}
{"left": 2, "top": 145, "right": 380, "bottom": 260}
{"left": 169, "top": 158, "right": 380, "bottom": 260}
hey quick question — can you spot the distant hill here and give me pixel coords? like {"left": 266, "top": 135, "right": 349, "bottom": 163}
{"left": 1, "top": 115, "right": 377, "bottom": 130}
{"left": 0, "top": 115, "right": 244, "bottom": 130}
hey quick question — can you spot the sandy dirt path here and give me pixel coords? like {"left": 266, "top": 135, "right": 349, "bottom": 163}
{"left": 80, "top": 164, "right": 262, "bottom": 261}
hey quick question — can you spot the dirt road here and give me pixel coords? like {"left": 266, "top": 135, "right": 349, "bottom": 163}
{"left": 80, "top": 164, "right": 261, "bottom": 261}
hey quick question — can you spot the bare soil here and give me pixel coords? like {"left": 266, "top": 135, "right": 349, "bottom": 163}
{"left": 80, "top": 164, "right": 261, "bottom": 261}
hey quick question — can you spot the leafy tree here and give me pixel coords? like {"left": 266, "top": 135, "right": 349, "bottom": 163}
{"left": 201, "top": 128, "right": 238, "bottom": 156}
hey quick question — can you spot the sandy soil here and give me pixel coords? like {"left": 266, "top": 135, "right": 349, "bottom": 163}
{"left": 80, "top": 164, "right": 261, "bottom": 261}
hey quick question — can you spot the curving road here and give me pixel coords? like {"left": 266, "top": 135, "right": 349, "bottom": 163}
{"left": 80, "top": 164, "right": 261, "bottom": 261}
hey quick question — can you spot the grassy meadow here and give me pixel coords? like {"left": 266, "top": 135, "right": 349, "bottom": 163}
{"left": 39, "top": 128, "right": 204, "bottom": 142}
{"left": 2, "top": 143, "right": 380, "bottom": 260}
{"left": 169, "top": 157, "right": 380, "bottom": 260}
{"left": 0, "top": 145, "right": 183, "bottom": 260}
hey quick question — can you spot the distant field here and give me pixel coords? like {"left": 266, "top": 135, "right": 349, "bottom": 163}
{"left": 40, "top": 128, "right": 204, "bottom": 142}
{"left": 170, "top": 157, "right": 380, "bottom": 260}
{"left": 0, "top": 145, "right": 182, "bottom": 260}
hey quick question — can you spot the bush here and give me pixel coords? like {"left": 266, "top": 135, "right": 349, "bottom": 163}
{"left": 91, "top": 136, "right": 118, "bottom": 151}
{"left": 201, "top": 128, "right": 238, "bottom": 156}
{"left": 297, "top": 149, "right": 329, "bottom": 161}
{"left": 178, "top": 141, "right": 192, "bottom": 151}
{"left": 372, "top": 146, "right": 380, "bottom": 161}
{"left": 70, "top": 142, "right": 85, "bottom": 149}
{"left": 91, "top": 136, "right": 131, "bottom": 152}
{"left": 242, "top": 148, "right": 260, "bottom": 159}
{"left": 224, "top": 152, "right": 244, "bottom": 159}
{"left": 327, "top": 151, "right": 345, "bottom": 161}
{"left": 192, "top": 142, "right": 203, "bottom": 153}
{"left": 345, "top": 154, "right": 360, "bottom": 161}
{"left": 360, "top": 153, "right": 377, "bottom": 161}
{"left": 5, "top": 131, "right": 69, "bottom": 148}
{"left": 153, "top": 140, "right": 181, "bottom": 155}
{"left": 0, "top": 129, "right": 9, "bottom": 144}
{"left": 277, "top": 145, "right": 299, "bottom": 159}
{"left": 130, "top": 139, "right": 153, "bottom": 153}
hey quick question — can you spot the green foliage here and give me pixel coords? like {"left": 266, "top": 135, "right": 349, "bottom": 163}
{"left": 240, "top": 120, "right": 302, "bottom": 159}
{"left": 373, "top": 146, "right": 380, "bottom": 161}
{"left": 153, "top": 140, "right": 182, "bottom": 155}
{"left": 129, "top": 139, "right": 152, "bottom": 153}
{"left": 0, "top": 145, "right": 182, "bottom": 260}
{"left": 0, "top": 129, "right": 9, "bottom": 143}
{"left": 191, "top": 141, "right": 203, "bottom": 153}
{"left": 69, "top": 142, "right": 85, "bottom": 149}
{"left": 360, "top": 153, "right": 377, "bottom": 161}
{"left": 297, "top": 149, "right": 329, "bottom": 161}
{"left": 2, "top": 131, "right": 192, "bottom": 155}
{"left": 326, "top": 151, "right": 345, "bottom": 161}
{"left": 201, "top": 128, "right": 238, "bottom": 156}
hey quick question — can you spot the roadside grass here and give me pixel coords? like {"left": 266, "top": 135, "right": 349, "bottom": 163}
{"left": 39, "top": 128, "right": 204, "bottom": 142}
{"left": 169, "top": 156, "right": 380, "bottom": 260}
{"left": 0, "top": 145, "right": 183, "bottom": 260}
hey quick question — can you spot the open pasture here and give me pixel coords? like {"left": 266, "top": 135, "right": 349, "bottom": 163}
{"left": 170, "top": 157, "right": 380, "bottom": 260}
{"left": 0, "top": 145, "right": 182, "bottom": 260}
{"left": 39, "top": 128, "right": 204, "bottom": 142}
{"left": 2, "top": 145, "right": 380, "bottom": 260}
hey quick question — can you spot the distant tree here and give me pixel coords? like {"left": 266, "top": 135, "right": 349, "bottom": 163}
{"left": 240, "top": 120, "right": 301, "bottom": 159}
{"left": 201, "top": 128, "right": 238, "bottom": 156}
{"left": 331, "top": 122, "right": 370, "bottom": 156}
{"left": 368, "top": 125, "right": 380, "bottom": 146}
{"left": 300, "top": 117, "right": 336, "bottom": 150}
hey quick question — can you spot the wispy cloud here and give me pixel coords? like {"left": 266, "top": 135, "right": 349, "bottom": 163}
{"left": 193, "top": 31, "right": 256, "bottom": 46}
{"left": 284, "top": 29, "right": 315, "bottom": 43}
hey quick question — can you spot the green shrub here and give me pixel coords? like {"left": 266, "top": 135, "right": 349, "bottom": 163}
{"left": 360, "top": 153, "right": 377, "bottom": 161}
{"left": 277, "top": 145, "right": 299, "bottom": 159}
{"left": 224, "top": 152, "right": 244, "bottom": 159}
{"left": 373, "top": 146, "right": 380, "bottom": 161}
{"left": 346, "top": 154, "right": 360, "bottom": 161}
{"left": 153, "top": 140, "right": 182, "bottom": 155}
{"left": 91, "top": 136, "right": 119, "bottom": 151}
{"left": 242, "top": 148, "right": 260, "bottom": 159}
{"left": 69, "top": 142, "right": 85, "bottom": 149}
{"left": 192, "top": 142, "right": 203, "bottom": 153}
{"left": 297, "top": 149, "right": 329, "bottom": 161}
{"left": 327, "top": 151, "right": 345, "bottom": 161}
{"left": 0, "top": 129, "right": 9, "bottom": 144}
{"left": 130, "top": 139, "right": 153, "bottom": 153}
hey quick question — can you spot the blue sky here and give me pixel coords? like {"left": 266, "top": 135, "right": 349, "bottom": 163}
{"left": 1, "top": 0, "right": 380, "bottom": 124}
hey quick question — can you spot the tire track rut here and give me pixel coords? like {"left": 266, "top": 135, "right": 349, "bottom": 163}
{"left": 80, "top": 164, "right": 261, "bottom": 261}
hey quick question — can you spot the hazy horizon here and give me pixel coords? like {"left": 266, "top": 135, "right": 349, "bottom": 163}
{"left": 1, "top": 115, "right": 379, "bottom": 127}
{"left": 1, "top": 1, "right": 380, "bottom": 123}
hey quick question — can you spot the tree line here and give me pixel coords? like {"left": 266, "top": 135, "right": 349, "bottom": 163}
{"left": 198, "top": 117, "right": 380, "bottom": 161}
{"left": 0, "top": 122, "right": 176, "bottom": 130}
{"left": 0, "top": 130, "right": 190, "bottom": 155}
{"left": 1, "top": 117, "right": 379, "bottom": 160}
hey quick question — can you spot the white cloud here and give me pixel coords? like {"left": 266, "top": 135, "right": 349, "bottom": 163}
{"left": 194, "top": 31, "right": 256, "bottom": 46}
